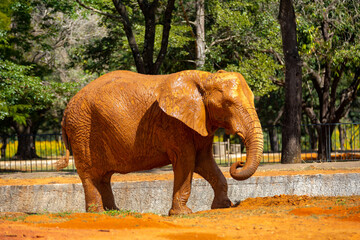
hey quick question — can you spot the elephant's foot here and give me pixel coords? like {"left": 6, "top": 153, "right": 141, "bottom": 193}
{"left": 86, "top": 200, "right": 119, "bottom": 213}
{"left": 104, "top": 205, "right": 120, "bottom": 211}
{"left": 168, "top": 205, "right": 193, "bottom": 216}
{"left": 211, "top": 196, "right": 233, "bottom": 209}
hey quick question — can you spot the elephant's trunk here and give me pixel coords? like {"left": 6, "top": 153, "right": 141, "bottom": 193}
{"left": 230, "top": 119, "right": 263, "bottom": 181}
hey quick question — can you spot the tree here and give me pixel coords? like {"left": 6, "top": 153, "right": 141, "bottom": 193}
{"left": 75, "top": 0, "right": 176, "bottom": 74}
{"left": 0, "top": 62, "right": 80, "bottom": 159}
{"left": 203, "top": 0, "right": 282, "bottom": 96}
{"left": 0, "top": 0, "right": 88, "bottom": 159}
{"left": 256, "top": 91, "right": 284, "bottom": 152}
{"left": 178, "top": 0, "right": 206, "bottom": 69}
{"left": 0, "top": 61, "right": 54, "bottom": 159}
{"left": 279, "top": 0, "right": 302, "bottom": 163}
{"left": 194, "top": 0, "right": 205, "bottom": 69}
{"left": 297, "top": 0, "right": 360, "bottom": 160}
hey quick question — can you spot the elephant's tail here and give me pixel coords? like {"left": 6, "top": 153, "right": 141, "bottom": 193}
{"left": 55, "top": 122, "right": 70, "bottom": 171}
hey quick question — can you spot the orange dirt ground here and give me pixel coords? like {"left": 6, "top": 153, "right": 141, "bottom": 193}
{"left": 0, "top": 195, "right": 359, "bottom": 240}
{"left": 0, "top": 168, "right": 359, "bottom": 239}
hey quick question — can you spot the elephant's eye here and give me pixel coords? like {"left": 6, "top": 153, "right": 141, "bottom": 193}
{"left": 223, "top": 100, "right": 233, "bottom": 108}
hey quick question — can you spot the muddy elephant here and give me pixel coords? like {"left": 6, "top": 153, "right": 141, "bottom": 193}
{"left": 56, "top": 70, "right": 263, "bottom": 215}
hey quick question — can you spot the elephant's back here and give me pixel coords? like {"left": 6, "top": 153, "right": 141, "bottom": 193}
{"left": 65, "top": 70, "right": 166, "bottom": 120}
{"left": 85, "top": 70, "right": 166, "bottom": 91}
{"left": 88, "top": 71, "right": 162, "bottom": 117}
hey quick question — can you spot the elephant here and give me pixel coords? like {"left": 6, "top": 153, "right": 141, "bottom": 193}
{"left": 56, "top": 70, "right": 264, "bottom": 215}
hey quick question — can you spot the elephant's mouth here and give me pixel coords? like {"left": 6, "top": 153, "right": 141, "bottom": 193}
{"left": 235, "top": 131, "right": 247, "bottom": 147}
{"left": 236, "top": 131, "right": 245, "bottom": 141}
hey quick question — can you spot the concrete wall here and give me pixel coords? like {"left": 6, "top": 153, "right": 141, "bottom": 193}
{"left": 1, "top": 173, "right": 359, "bottom": 215}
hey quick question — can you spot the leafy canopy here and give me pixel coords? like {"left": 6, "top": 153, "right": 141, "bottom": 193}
{"left": 0, "top": 60, "right": 53, "bottom": 125}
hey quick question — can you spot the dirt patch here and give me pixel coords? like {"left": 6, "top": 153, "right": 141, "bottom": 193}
{"left": 0, "top": 195, "right": 359, "bottom": 240}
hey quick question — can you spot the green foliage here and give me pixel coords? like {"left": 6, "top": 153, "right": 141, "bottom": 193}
{"left": 0, "top": 0, "right": 359, "bottom": 140}
{"left": 226, "top": 53, "right": 281, "bottom": 96}
{"left": 0, "top": 60, "right": 53, "bottom": 125}
{"left": 203, "top": 0, "right": 282, "bottom": 96}
{"left": 296, "top": 0, "right": 360, "bottom": 121}
{"left": 70, "top": 25, "right": 135, "bottom": 74}
{"left": 0, "top": 0, "right": 92, "bottom": 138}
{"left": 0, "top": 0, "right": 12, "bottom": 31}
{"left": 157, "top": 24, "right": 195, "bottom": 73}
{"left": 69, "top": 0, "right": 282, "bottom": 97}
{"left": 297, "top": 0, "right": 360, "bottom": 65}
{"left": 256, "top": 89, "right": 284, "bottom": 126}
{"left": 70, "top": 0, "right": 193, "bottom": 74}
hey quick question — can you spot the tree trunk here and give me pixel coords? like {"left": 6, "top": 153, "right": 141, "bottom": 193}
{"left": 12, "top": 120, "right": 40, "bottom": 160}
{"left": 279, "top": 0, "right": 302, "bottom": 164}
{"left": 1, "top": 135, "right": 8, "bottom": 159}
{"left": 308, "top": 125, "right": 317, "bottom": 150}
{"left": 269, "top": 128, "right": 279, "bottom": 152}
{"left": 195, "top": 0, "right": 205, "bottom": 69}
{"left": 339, "top": 125, "right": 346, "bottom": 151}
{"left": 317, "top": 125, "right": 329, "bottom": 161}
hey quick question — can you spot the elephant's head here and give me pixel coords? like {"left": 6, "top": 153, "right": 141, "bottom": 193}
{"left": 156, "top": 70, "right": 264, "bottom": 180}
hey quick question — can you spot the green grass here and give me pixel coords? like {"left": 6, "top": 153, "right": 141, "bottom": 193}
{"left": 335, "top": 198, "right": 347, "bottom": 206}
{"left": 101, "top": 209, "right": 143, "bottom": 218}
{"left": 0, "top": 214, "right": 28, "bottom": 222}
{"left": 54, "top": 211, "right": 73, "bottom": 218}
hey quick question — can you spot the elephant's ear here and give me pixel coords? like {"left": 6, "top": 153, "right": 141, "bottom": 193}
{"left": 156, "top": 72, "right": 208, "bottom": 136}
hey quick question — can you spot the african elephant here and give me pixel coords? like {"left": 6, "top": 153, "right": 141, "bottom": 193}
{"left": 56, "top": 70, "right": 263, "bottom": 215}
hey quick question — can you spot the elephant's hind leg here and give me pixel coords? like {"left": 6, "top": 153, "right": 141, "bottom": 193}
{"left": 78, "top": 170, "right": 105, "bottom": 212}
{"left": 98, "top": 172, "right": 119, "bottom": 211}
{"left": 80, "top": 177, "right": 103, "bottom": 212}
{"left": 78, "top": 170, "right": 118, "bottom": 212}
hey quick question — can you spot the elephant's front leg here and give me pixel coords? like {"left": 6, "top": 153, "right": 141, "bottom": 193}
{"left": 195, "top": 147, "right": 233, "bottom": 209}
{"left": 169, "top": 153, "right": 195, "bottom": 215}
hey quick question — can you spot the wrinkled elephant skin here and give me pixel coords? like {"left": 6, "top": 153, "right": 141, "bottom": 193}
{"left": 56, "top": 70, "right": 264, "bottom": 215}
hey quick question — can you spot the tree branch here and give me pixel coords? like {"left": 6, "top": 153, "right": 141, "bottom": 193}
{"left": 329, "top": 61, "right": 346, "bottom": 109}
{"left": 321, "top": 0, "right": 336, "bottom": 42}
{"left": 179, "top": 0, "right": 196, "bottom": 39}
{"left": 273, "top": 106, "right": 284, "bottom": 125}
{"left": 205, "top": 35, "right": 237, "bottom": 53}
{"left": 302, "top": 61, "right": 322, "bottom": 94}
{"left": 112, "top": 0, "right": 145, "bottom": 73}
{"left": 139, "top": 0, "right": 158, "bottom": 72}
{"left": 270, "top": 76, "right": 285, "bottom": 87}
{"left": 334, "top": 68, "right": 360, "bottom": 122}
{"left": 303, "top": 104, "right": 321, "bottom": 125}
{"left": 75, "top": 0, "right": 121, "bottom": 19}
{"left": 137, "top": 0, "right": 149, "bottom": 11}
{"left": 153, "top": 0, "right": 176, "bottom": 73}
{"left": 262, "top": 48, "right": 284, "bottom": 65}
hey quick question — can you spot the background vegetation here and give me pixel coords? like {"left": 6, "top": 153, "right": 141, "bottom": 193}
{"left": 1, "top": 0, "right": 359, "bottom": 160}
